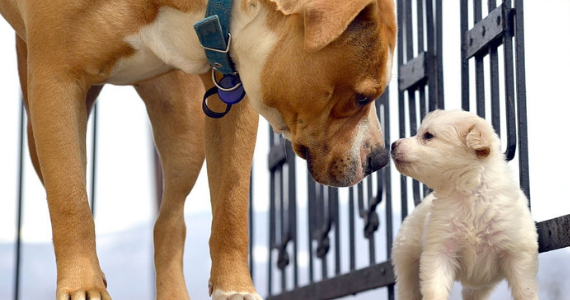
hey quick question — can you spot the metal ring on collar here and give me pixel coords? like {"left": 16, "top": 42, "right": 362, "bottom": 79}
{"left": 211, "top": 68, "right": 242, "bottom": 92}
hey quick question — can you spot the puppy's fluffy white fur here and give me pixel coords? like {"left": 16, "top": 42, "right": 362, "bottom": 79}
{"left": 390, "top": 110, "right": 539, "bottom": 300}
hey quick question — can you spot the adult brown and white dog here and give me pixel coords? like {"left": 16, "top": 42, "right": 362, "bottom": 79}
{"left": 391, "top": 110, "right": 539, "bottom": 300}
{"left": 0, "top": 0, "right": 396, "bottom": 299}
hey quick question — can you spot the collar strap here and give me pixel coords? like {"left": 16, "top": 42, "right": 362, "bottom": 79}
{"left": 194, "top": 0, "right": 236, "bottom": 75}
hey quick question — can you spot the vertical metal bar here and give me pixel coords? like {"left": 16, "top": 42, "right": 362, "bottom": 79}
{"left": 348, "top": 187, "right": 356, "bottom": 271}
{"left": 267, "top": 177, "right": 274, "bottom": 295}
{"left": 90, "top": 103, "right": 98, "bottom": 215}
{"left": 425, "top": 0, "right": 435, "bottom": 113}
{"left": 279, "top": 169, "right": 286, "bottom": 291}
{"left": 488, "top": 1, "right": 501, "bottom": 134}
{"left": 356, "top": 183, "right": 367, "bottom": 263}
{"left": 14, "top": 99, "right": 25, "bottom": 300}
{"left": 331, "top": 188, "right": 340, "bottom": 275}
{"left": 502, "top": 2, "right": 517, "bottom": 162}
{"left": 397, "top": 0, "right": 408, "bottom": 222}
{"left": 425, "top": 0, "right": 441, "bottom": 111}
{"left": 319, "top": 185, "right": 328, "bottom": 280}
{"left": 474, "top": 0, "right": 486, "bottom": 118}
{"left": 408, "top": 91, "right": 422, "bottom": 207}
{"left": 406, "top": 0, "right": 415, "bottom": 61}
{"left": 405, "top": 0, "right": 420, "bottom": 209}
{"left": 436, "top": 0, "right": 445, "bottom": 109}
{"left": 514, "top": 0, "right": 531, "bottom": 201}
{"left": 357, "top": 184, "right": 365, "bottom": 224}
{"left": 249, "top": 167, "right": 254, "bottom": 279}
{"left": 366, "top": 177, "right": 375, "bottom": 265}
{"left": 267, "top": 130, "right": 275, "bottom": 296}
{"left": 287, "top": 145, "right": 298, "bottom": 287}
{"left": 461, "top": 0, "right": 470, "bottom": 110}
{"left": 417, "top": 0, "right": 425, "bottom": 54}
{"left": 380, "top": 92, "right": 395, "bottom": 300}
{"left": 307, "top": 176, "right": 315, "bottom": 283}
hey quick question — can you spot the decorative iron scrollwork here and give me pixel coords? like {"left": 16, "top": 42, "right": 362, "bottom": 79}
{"left": 277, "top": 236, "right": 291, "bottom": 270}
{"left": 316, "top": 220, "right": 332, "bottom": 258}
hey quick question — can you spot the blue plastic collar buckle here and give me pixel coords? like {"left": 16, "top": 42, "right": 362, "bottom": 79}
{"left": 202, "top": 70, "right": 246, "bottom": 119}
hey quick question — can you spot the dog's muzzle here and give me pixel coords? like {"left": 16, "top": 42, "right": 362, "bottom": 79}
{"left": 305, "top": 145, "right": 389, "bottom": 187}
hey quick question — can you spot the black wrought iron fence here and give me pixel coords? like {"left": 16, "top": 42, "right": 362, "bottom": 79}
{"left": 257, "top": 0, "right": 570, "bottom": 299}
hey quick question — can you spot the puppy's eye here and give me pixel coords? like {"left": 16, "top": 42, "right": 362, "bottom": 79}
{"left": 356, "top": 94, "right": 372, "bottom": 106}
{"left": 423, "top": 132, "right": 434, "bottom": 140}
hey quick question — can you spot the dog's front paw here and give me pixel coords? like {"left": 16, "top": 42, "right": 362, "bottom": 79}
{"left": 211, "top": 289, "right": 263, "bottom": 300}
{"left": 57, "top": 272, "right": 110, "bottom": 300}
{"left": 209, "top": 281, "right": 263, "bottom": 300}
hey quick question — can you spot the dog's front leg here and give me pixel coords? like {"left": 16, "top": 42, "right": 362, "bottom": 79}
{"left": 419, "top": 249, "right": 457, "bottom": 300}
{"left": 200, "top": 74, "right": 262, "bottom": 300}
{"left": 25, "top": 61, "right": 109, "bottom": 299}
{"left": 136, "top": 71, "right": 207, "bottom": 300}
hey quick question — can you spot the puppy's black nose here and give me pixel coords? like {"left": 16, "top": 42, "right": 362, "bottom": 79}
{"left": 391, "top": 141, "right": 399, "bottom": 153}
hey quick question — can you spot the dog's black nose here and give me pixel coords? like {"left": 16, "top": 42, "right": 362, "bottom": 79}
{"left": 365, "top": 147, "right": 389, "bottom": 175}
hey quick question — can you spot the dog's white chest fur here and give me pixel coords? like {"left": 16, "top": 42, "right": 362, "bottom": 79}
{"left": 106, "top": 7, "right": 210, "bottom": 85}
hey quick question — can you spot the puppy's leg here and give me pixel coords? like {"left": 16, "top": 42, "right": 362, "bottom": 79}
{"left": 23, "top": 43, "right": 108, "bottom": 300}
{"left": 461, "top": 285, "right": 494, "bottom": 300}
{"left": 135, "top": 71, "right": 206, "bottom": 300}
{"left": 199, "top": 73, "right": 262, "bottom": 300}
{"left": 503, "top": 252, "right": 539, "bottom": 300}
{"left": 419, "top": 249, "right": 457, "bottom": 300}
{"left": 392, "top": 226, "right": 422, "bottom": 299}
{"left": 392, "top": 249, "right": 421, "bottom": 300}
{"left": 392, "top": 196, "right": 433, "bottom": 300}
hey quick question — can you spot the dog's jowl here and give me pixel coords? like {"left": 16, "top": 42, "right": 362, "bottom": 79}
{"left": 391, "top": 110, "right": 539, "bottom": 300}
{"left": 0, "top": 0, "right": 397, "bottom": 299}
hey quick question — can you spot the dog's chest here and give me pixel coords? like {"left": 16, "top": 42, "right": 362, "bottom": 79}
{"left": 105, "top": 7, "right": 210, "bottom": 85}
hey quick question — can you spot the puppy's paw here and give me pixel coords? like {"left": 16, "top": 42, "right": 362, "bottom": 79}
{"left": 211, "top": 289, "right": 263, "bottom": 300}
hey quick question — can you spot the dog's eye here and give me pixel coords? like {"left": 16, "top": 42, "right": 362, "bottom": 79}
{"left": 423, "top": 132, "right": 434, "bottom": 140}
{"left": 356, "top": 94, "right": 372, "bottom": 106}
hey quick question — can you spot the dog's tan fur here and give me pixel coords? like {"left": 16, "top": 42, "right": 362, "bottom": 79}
{"left": 1, "top": 0, "right": 396, "bottom": 299}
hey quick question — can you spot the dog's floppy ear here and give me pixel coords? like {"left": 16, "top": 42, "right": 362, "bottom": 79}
{"left": 303, "top": 0, "right": 375, "bottom": 52}
{"left": 465, "top": 124, "right": 491, "bottom": 158}
{"left": 271, "top": 0, "right": 375, "bottom": 52}
{"left": 270, "top": 0, "right": 307, "bottom": 15}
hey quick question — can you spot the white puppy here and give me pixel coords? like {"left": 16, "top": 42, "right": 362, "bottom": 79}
{"left": 390, "top": 110, "right": 539, "bottom": 300}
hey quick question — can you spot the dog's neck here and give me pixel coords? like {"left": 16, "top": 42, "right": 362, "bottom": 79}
{"left": 201, "top": 0, "right": 280, "bottom": 120}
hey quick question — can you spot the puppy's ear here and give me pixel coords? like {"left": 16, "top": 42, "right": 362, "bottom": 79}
{"left": 303, "top": 0, "right": 374, "bottom": 52}
{"left": 465, "top": 124, "right": 491, "bottom": 158}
